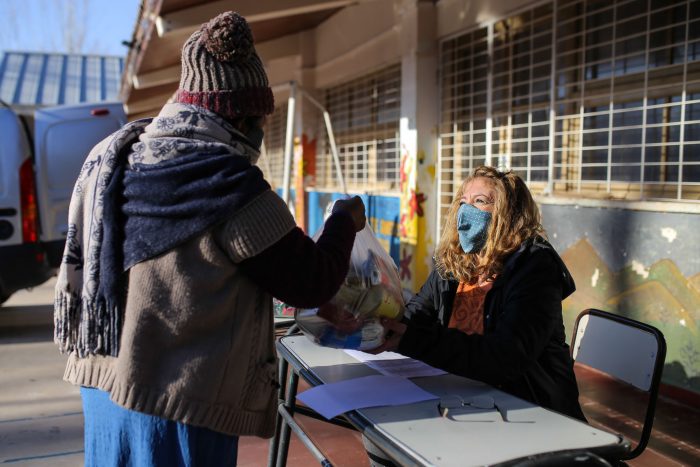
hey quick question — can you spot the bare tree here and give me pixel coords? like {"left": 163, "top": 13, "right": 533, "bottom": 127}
{"left": 0, "top": 0, "right": 100, "bottom": 54}
{"left": 53, "top": 0, "right": 95, "bottom": 53}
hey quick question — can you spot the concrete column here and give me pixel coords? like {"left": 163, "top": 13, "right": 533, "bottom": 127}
{"left": 397, "top": 0, "right": 439, "bottom": 291}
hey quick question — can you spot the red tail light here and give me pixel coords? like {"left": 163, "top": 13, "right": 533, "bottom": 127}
{"left": 19, "top": 158, "right": 39, "bottom": 243}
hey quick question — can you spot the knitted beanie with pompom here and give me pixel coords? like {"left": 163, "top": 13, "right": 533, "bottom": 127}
{"left": 175, "top": 11, "right": 274, "bottom": 118}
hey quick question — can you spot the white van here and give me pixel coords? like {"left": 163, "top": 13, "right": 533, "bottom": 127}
{"left": 0, "top": 101, "right": 126, "bottom": 304}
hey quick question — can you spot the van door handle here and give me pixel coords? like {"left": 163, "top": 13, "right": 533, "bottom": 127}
{"left": 0, "top": 208, "right": 18, "bottom": 217}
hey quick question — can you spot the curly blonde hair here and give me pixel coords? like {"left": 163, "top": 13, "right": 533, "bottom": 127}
{"left": 435, "top": 166, "right": 545, "bottom": 284}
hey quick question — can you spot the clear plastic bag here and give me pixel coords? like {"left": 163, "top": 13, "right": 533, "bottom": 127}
{"left": 295, "top": 211, "right": 405, "bottom": 351}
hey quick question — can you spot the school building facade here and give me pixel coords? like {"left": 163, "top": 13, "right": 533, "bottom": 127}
{"left": 122, "top": 0, "right": 700, "bottom": 397}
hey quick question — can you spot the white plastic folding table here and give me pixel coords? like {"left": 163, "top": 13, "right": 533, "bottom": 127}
{"left": 268, "top": 335, "right": 630, "bottom": 467}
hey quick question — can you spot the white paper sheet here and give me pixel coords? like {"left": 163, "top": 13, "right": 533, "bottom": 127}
{"left": 297, "top": 374, "right": 438, "bottom": 420}
{"left": 344, "top": 349, "right": 447, "bottom": 378}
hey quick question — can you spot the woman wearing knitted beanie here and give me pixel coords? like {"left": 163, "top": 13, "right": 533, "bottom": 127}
{"left": 54, "top": 12, "right": 365, "bottom": 466}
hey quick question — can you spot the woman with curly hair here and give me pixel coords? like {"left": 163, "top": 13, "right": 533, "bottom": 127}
{"left": 373, "top": 166, "right": 585, "bottom": 420}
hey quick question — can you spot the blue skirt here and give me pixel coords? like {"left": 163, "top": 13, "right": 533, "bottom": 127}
{"left": 81, "top": 387, "right": 239, "bottom": 467}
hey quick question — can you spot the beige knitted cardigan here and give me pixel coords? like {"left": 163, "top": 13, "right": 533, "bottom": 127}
{"left": 63, "top": 189, "right": 295, "bottom": 437}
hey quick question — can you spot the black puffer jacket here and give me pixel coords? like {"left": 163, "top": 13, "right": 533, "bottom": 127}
{"left": 398, "top": 237, "right": 586, "bottom": 420}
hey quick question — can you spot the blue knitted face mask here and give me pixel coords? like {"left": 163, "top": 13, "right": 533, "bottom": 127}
{"left": 456, "top": 203, "right": 492, "bottom": 253}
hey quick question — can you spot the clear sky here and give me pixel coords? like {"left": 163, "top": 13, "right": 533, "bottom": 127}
{"left": 0, "top": 0, "right": 142, "bottom": 57}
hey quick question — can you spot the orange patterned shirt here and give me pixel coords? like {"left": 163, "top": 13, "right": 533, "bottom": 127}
{"left": 447, "top": 281, "right": 493, "bottom": 335}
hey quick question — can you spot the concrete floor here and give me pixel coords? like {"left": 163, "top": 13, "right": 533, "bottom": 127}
{"left": 0, "top": 279, "right": 83, "bottom": 466}
{"left": 0, "top": 279, "right": 365, "bottom": 467}
{"left": 1, "top": 279, "right": 698, "bottom": 466}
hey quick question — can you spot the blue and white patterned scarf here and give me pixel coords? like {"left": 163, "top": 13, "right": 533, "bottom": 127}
{"left": 54, "top": 103, "right": 269, "bottom": 357}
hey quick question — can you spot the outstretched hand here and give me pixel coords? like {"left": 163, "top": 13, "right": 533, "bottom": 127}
{"left": 367, "top": 317, "right": 407, "bottom": 354}
{"left": 332, "top": 196, "right": 366, "bottom": 232}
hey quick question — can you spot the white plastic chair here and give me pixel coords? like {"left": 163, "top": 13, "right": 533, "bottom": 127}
{"left": 571, "top": 308, "right": 666, "bottom": 461}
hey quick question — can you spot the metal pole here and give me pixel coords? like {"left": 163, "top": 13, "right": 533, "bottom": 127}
{"left": 297, "top": 88, "right": 347, "bottom": 195}
{"left": 277, "top": 405, "right": 333, "bottom": 467}
{"left": 281, "top": 81, "right": 297, "bottom": 206}
{"left": 323, "top": 110, "right": 347, "bottom": 194}
{"left": 267, "top": 357, "right": 289, "bottom": 467}
{"left": 275, "top": 370, "right": 299, "bottom": 467}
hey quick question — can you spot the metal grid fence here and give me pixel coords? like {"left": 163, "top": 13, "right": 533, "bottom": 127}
{"left": 316, "top": 64, "right": 402, "bottom": 192}
{"left": 261, "top": 101, "right": 288, "bottom": 189}
{"left": 439, "top": 0, "right": 700, "bottom": 230}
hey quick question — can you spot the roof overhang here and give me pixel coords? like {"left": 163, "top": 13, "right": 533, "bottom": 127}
{"left": 121, "top": 0, "right": 366, "bottom": 119}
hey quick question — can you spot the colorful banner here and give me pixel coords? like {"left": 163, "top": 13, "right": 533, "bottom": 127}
{"left": 399, "top": 144, "right": 422, "bottom": 245}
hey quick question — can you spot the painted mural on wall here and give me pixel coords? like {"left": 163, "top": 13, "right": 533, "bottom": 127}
{"left": 397, "top": 143, "right": 432, "bottom": 291}
{"left": 399, "top": 144, "right": 421, "bottom": 245}
{"left": 412, "top": 149, "right": 437, "bottom": 292}
{"left": 541, "top": 203, "right": 700, "bottom": 394}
